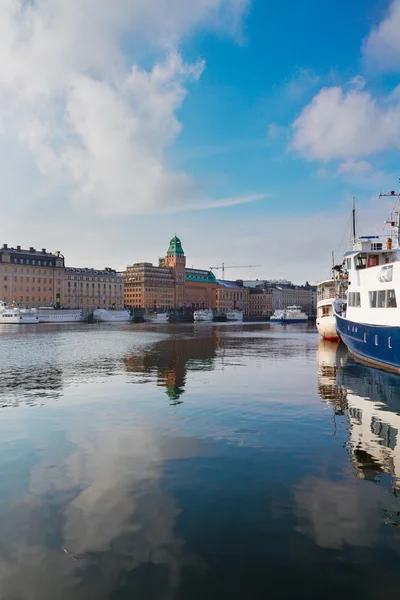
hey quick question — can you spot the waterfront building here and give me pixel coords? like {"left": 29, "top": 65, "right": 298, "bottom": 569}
{"left": 249, "top": 286, "right": 273, "bottom": 317}
{"left": 124, "top": 262, "right": 175, "bottom": 311}
{"left": 124, "top": 236, "right": 217, "bottom": 311}
{"left": 0, "top": 243, "right": 65, "bottom": 308}
{"left": 64, "top": 267, "right": 124, "bottom": 310}
{"left": 216, "top": 280, "right": 250, "bottom": 314}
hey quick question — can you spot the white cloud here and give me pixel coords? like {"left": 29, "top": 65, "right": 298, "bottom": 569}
{"left": 363, "top": 0, "right": 400, "bottom": 73}
{"left": 0, "top": 0, "right": 251, "bottom": 216}
{"left": 337, "top": 160, "right": 372, "bottom": 175}
{"left": 291, "top": 86, "right": 400, "bottom": 161}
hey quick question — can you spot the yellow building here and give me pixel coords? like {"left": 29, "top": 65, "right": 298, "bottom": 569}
{"left": 0, "top": 243, "right": 65, "bottom": 308}
{"left": 216, "top": 280, "right": 250, "bottom": 314}
{"left": 124, "top": 236, "right": 217, "bottom": 311}
{"left": 64, "top": 267, "right": 124, "bottom": 310}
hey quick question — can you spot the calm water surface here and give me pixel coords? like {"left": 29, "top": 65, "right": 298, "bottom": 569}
{"left": 1, "top": 322, "right": 400, "bottom": 599}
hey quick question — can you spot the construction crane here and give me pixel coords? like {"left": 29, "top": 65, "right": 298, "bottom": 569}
{"left": 209, "top": 263, "right": 262, "bottom": 280}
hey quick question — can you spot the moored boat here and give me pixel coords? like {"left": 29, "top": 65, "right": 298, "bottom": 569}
{"left": 335, "top": 192, "right": 400, "bottom": 373}
{"left": 270, "top": 305, "right": 308, "bottom": 323}
{"left": 194, "top": 308, "right": 214, "bottom": 322}
{"left": 36, "top": 307, "right": 84, "bottom": 323}
{"left": 0, "top": 302, "right": 38, "bottom": 324}
{"left": 226, "top": 310, "right": 243, "bottom": 322}
{"left": 93, "top": 308, "right": 132, "bottom": 322}
{"left": 146, "top": 312, "right": 169, "bottom": 323}
{"left": 316, "top": 277, "right": 347, "bottom": 341}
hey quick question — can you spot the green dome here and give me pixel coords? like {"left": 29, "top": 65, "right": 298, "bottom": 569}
{"left": 167, "top": 235, "right": 184, "bottom": 256}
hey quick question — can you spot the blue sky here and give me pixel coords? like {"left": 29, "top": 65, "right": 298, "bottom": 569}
{"left": 0, "top": 0, "right": 399, "bottom": 282}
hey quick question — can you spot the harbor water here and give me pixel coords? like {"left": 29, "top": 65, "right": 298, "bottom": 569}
{"left": 1, "top": 322, "right": 400, "bottom": 599}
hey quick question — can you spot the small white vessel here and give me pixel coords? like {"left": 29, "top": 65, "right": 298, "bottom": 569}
{"left": 194, "top": 308, "right": 214, "bottom": 322}
{"left": 0, "top": 302, "right": 39, "bottom": 324}
{"left": 226, "top": 310, "right": 243, "bottom": 322}
{"left": 93, "top": 308, "right": 132, "bottom": 322}
{"left": 270, "top": 305, "right": 308, "bottom": 323}
{"left": 36, "top": 307, "right": 85, "bottom": 323}
{"left": 316, "top": 277, "right": 347, "bottom": 341}
{"left": 146, "top": 312, "right": 169, "bottom": 324}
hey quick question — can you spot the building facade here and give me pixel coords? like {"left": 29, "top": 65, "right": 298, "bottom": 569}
{"left": 124, "top": 236, "right": 217, "bottom": 311}
{"left": 216, "top": 280, "right": 250, "bottom": 314}
{"left": 64, "top": 267, "right": 124, "bottom": 310}
{"left": 249, "top": 286, "right": 273, "bottom": 317}
{"left": 0, "top": 244, "right": 65, "bottom": 308}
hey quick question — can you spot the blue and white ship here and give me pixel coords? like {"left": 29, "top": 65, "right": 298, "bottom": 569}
{"left": 335, "top": 192, "right": 400, "bottom": 373}
{"left": 270, "top": 305, "right": 308, "bottom": 323}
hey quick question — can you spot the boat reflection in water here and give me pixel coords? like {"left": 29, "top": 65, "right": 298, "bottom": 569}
{"left": 317, "top": 339, "right": 400, "bottom": 494}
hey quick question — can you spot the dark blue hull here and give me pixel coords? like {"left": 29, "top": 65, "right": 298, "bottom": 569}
{"left": 336, "top": 314, "right": 400, "bottom": 373}
{"left": 270, "top": 319, "right": 308, "bottom": 324}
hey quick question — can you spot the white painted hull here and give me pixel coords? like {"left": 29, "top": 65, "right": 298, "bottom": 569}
{"left": 316, "top": 315, "right": 338, "bottom": 340}
{"left": 37, "top": 309, "right": 84, "bottom": 323}
{"left": 226, "top": 311, "right": 243, "bottom": 321}
{"left": 194, "top": 310, "right": 213, "bottom": 322}
{"left": 0, "top": 309, "right": 38, "bottom": 324}
{"left": 93, "top": 309, "right": 131, "bottom": 322}
{"left": 147, "top": 313, "right": 169, "bottom": 323}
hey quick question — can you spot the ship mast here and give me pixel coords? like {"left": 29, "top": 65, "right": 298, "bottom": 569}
{"left": 352, "top": 196, "right": 356, "bottom": 246}
{"left": 379, "top": 190, "right": 400, "bottom": 249}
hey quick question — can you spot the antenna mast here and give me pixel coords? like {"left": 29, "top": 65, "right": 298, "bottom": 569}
{"left": 352, "top": 197, "right": 356, "bottom": 246}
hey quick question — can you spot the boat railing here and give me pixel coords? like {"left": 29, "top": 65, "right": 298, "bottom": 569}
{"left": 317, "top": 289, "right": 347, "bottom": 301}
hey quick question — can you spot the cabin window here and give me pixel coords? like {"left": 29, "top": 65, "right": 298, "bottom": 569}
{"left": 387, "top": 289, "right": 397, "bottom": 308}
{"left": 346, "top": 258, "right": 351, "bottom": 270}
{"left": 356, "top": 256, "right": 367, "bottom": 270}
{"left": 369, "top": 291, "right": 377, "bottom": 308}
{"left": 321, "top": 305, "right": 330, "bottom": 317}
{"left": 348, "top": 292, "right": 361, "bottom": 307}
{"left": 378, "top": 290, "right": 386, "bottom": 308}
{"left": 368, "top": 255, "right": 379, "bottom": 267}
{"left": 371, "top": 243, "right": 383, "bottom": 251}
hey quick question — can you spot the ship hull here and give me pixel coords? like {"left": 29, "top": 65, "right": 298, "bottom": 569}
{"left": 316, "top": 315, "right": 339, "bottom": 341}
{"left": 270, "top": 318, "right": 308, "bottom": 323}
{"left": 336, "top": 313, "right": 400, "bottom": 373}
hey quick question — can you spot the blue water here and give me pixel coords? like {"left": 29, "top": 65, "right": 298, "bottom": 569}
{"left": 0, "top": 322, "right": 399, "bottom": 599}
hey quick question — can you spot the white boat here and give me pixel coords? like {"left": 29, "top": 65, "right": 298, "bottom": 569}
{"left": 194, "top": 308, "right": 214, "bottom": 322}
{"left": 226, "top": 310, "right": 243, "bottom": 322}
{"left": 36, "top": 307, "right": 84, "bottom": 323}
{"left": 146, "top": 312, "right": 169, "bottom": 323}
{"left": 316, "top": 277, "right": 347, "bottom": 341}
{"left": 270, "top": 305, "right": 308, "bottom": 323}
{"left": 335, "top": 193, "right": 400, "bottom": 372}
{"left": 93, "top": 308, "right": 132, "bottom": 322}
{"left": 0, "top": 303, "right": 38, "bottom": 324}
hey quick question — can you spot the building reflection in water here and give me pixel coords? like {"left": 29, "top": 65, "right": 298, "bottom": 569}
{"left": 124, "top": 333, "right": 219, "bottom": 404}
{"left": 317, "top": 340, "right": 400, "bottom": 494}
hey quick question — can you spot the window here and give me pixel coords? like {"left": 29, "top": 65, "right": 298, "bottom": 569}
{"left": 387, "top": 289, "right": 397, "bottom": 308}
{"left": 369, "top": 291, "right": 377, "bottom": 308}
{"left": 378, "top": 290, "right": 386, "bottom": 308}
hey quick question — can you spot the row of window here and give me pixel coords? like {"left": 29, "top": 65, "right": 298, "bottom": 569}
{"left": 348, "top": 292, "right": 361, "bottom": 307}
{"left": 11, "top": 258, "right": 54, "bottom": 266}
{"left": 348, "top": 289, "right": 398, "bottom": 308}
{"left": 369, "top": 289, "right": 397, "bottom": 308}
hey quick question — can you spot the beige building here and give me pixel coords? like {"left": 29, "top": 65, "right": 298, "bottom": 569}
{"left": 124, "top": 236, "right": 217, "bottom": 311}
{"left": 216, "top": 280, "right": 250, "bottom": 314}
{"left": 249, "top": 286, "right": 273, "bottom": 317}
{"left": 124, "top": 262, "right": 175, "bottom": 311}
{"left": 0, "top": 243, "right": 65, "bottom": 308}
{"left": 64, "top": 267, "right": 124, "bottom": 310}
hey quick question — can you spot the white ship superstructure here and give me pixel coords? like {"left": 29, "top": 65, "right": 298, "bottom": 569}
{"left": 0, "top": 303, "right": 38, "bottom": 324}
{"left": 316, "top": 277, "right": 347, "bottom": 341}
{"left": 194, "top": 309, "right": 214, "bottom": 322}
{"left": 270, "top": 305, "right": 308, "bottom": 323}
{"left": 93, "top": 308, "right": 132, "bottom": 322}
{"left": 36, "top": 307, "right": 84, "bottom": 323}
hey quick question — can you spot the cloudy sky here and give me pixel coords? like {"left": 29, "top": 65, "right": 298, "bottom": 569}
{"left": 1, "top": 0, "right": 399, "bottom": 282}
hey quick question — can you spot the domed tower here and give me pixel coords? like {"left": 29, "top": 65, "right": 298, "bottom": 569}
{"left": 165, "top": 235, "right": 186, "bottom": 307}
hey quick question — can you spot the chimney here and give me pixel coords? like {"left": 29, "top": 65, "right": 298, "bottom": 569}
{"left": 29, "top": 247, "right": 35, "bottom": 252}
{"left": 2, "top": 243, "right": 7, "bottom": 249}
{"left": 42, "top": 248, "right": 46, "bottom": 253}
{"left": 16, "top": 245, "right": 21, "bottom": 250}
